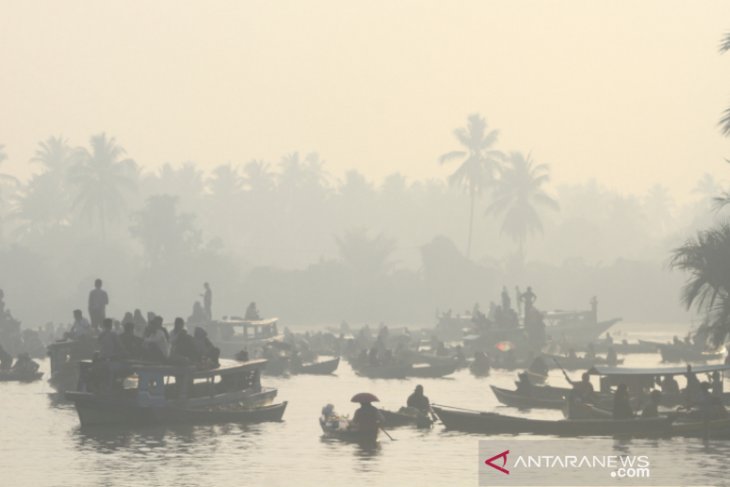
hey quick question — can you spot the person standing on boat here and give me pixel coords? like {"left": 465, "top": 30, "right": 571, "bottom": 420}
{"left": 88, "top": 279, "right": 109, "bottom": 331}
{"left": 612, "top": 383, "right": 633, "bottom": 419}
{"left": 201, "top": 283, "right": 212, "bottom": 321}
{"left": 501, "top": 286, "right": 511, "bottom": 311}
{"left": 520, "top": 286, "right": 537, "bottom": 319}
{"left": 685, "top": 364, "right": 703, "bottom": 406}
{"left": 407, "top": 385, "right": 431, "bottom": 413}
{"left": 245, "top": 302, "right": 261, "bottom": 321}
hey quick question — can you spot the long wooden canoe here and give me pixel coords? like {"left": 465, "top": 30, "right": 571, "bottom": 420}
{"left": 432, "top": 405, "right": 673, "bottom": 436}
{"left": 291, "top": 356, "right": 340, "bottom": 375}
{"left": 490, "top": 385, "right": 566, "bottom": 410}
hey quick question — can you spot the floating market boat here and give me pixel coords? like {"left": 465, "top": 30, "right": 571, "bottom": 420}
{"left": 431, "top": 405, "right": 673, "bottom": 436}
{"left": 203, "top": 318, "right": 284, "bottom": 359}
{"left": 47, "top": 338, "right": 97, "bottom": 392}
{"left": 489, "top": 385, "right": 567, "bottom": 410}
{"left": 291, "top": 356, "right": 340, "bottom": 375}
{"left": 379, "top": 407, "right": 433, "bottom": 428}
{"left": 0, "top": 369, "right": 43, "bottom": 382}
{"left": 66, "top": 358, "right": 285, "bottom": 427}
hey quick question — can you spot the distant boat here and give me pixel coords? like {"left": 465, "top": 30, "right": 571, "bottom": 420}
{"left": 204, "top": 318, "right": 284, "bottom": 359}
{"left": 291, "top": 356, "right": 340, "bottom": 375}
{"left": 66, "top": 358, "right": 285, "bottom": 427}
{"left": 0, "top": 369, "right": 43, "bottom": 382}
{"left": 432, "top": 405, "right": 673, "bottom": 437}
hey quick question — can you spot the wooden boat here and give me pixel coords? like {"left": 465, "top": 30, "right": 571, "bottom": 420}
{"left": 671, "top": 417, "right": 730, "bottom": 438}
{"left": 545, "top": 353, "right": 624, "bottom": 370}
{"left": 66, "top": 358, "right": 284, "bottom": 427}
{"left": 47, "top": 338, "right": 97, "bottom": 392}
{"left": 319, "top": 415, "right": 378, "bottom": 443}
{"left": 204, "top": 318, "right": 284, "bottom": 359}
{"left": 432, "top": 405, "right": 673, "bottom": 436}
{"left": 587, "top": 363, "right": 730, "bottom": 407}
{"left": 657, "top": 344, "right": 722, "bottom": 363}
{"left": 355, "top": 363, "right": 409, "bottom": 379}
{"left": 0, "top": 369, "right": 43, "bottom": 382}
{"left": 379, "top": 407, "right": 433, "bottom": 428}
{"left": 291, "top": 356, "right": 340, "bottom": 375}
{"left": 490, "top": 385, "right": 567, "bottom": 410}
{"left": 408, "top": 362, "right": 457, "bottom": 378}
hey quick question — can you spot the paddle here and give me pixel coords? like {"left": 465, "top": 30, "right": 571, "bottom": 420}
{"left": 380, "top": 426, "right": 396, "bottom": 441}
{"left": 553, "top": 358, "right": 574, "bottom": 385}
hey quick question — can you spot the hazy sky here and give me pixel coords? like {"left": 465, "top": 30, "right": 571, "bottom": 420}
{"left": 2, "top": 0, "right": 730, "bottom": 199}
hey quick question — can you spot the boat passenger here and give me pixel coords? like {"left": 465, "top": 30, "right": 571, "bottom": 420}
{"left": 685, "top": 365, "right": 703, "bottom": 405}
{"left": 12, "top": 353, "right": 39, "bottom": 374}
{"left": 98, "top": 318, "right": 127, "bottom": 359}
{"left": 695, "top": 382, "right": 728, "bottom": 419}
{"left": 0, "top": 344, "right": 13, "bottom": 370}
{"left": 407, "top": 385, "right": 431, "bottom": 413}
{"left": 193, "top": 327, "right": 220, "bottom": 368}
{"left": 201, "top": 282, "right": 212, "bottom": 321}
{"left": 350, "top": 401, "right": 384, "bottom": 434}
{"left": 132, "top": 309, "right": 147, "bottom": 334}
{"left": 641, "top": 390, "right": 661, "bottom": 418}
{"left": 612, "top": 384, "right": 633, "bottom": 420}
{"left": 119, "top": 322, "right": 144, "bottom": 359}
{"left": 170, "top": 326, "right": 200, "bottom": 364}
{"left": 244, "top": 302, "right": 261, "bottom": 321}
{"left": 660, "top": 374, "right": 680, "bottom": 395}
{"left": 606, "top": 347, "right": 618, "bottom": 367}
{"left": 143, "top": 317, "right": 170, "bottom": 362}
{"left": 68, "top": 309, "right": 93, "bottom": 340}
{"left": 711, "top": 370, "right": 723, "bottom": 396}
{"left": 88, "top": 278, "right": 109, "bottom": 331}
{"left": 170, "top": 317, "right": 186, "bottom": 346}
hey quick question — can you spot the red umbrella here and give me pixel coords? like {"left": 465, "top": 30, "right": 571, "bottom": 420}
{"left": 351, "top": 392, "right": 379, "bottom": 403}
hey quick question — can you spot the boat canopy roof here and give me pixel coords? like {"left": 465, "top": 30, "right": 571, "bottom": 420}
{"left": 216, "top": 317, "right": 279, "bottom": 327}
{"left": 80, "top": 358, "right": 267, "bottom": 378}
{"left": 588, "top": 363, "right": 730, "bottom": 377}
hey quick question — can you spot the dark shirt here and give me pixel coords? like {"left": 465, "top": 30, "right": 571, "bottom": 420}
{"left": 407, "top": 392, "right": 430, "bottom": 412}
{"left": 351, "top": 403, "right": 383, "bottom": 433}
{"left": 612, "top": 393, "right": 633, "bottom": 419}
{"left": 119, "top": 332, "right": 143, "bottom": 359}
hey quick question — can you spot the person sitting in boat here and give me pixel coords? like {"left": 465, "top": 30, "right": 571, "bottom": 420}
{"left": 193, "top": 327, "right": 220, "bottom": 368}
{"left": 693, "top": 382, "right": 728, "bottom": 420}
{"left": 606, "top": 347, "right": 618, "bottom": 367}
{"left": 612, "top": 383, "right": 633, "bottom": 420}
{"left": 119, "top": 322, "right": 144, "bottom": 359}
{"left": 98, "top": 318, "right": 127, "bottom": 360}
{"left": 515, "top": 371, "right": 536, "bottom": 394}
{"left": 0, "top": 343, "right": 12, "bottom": 370}
{"left": 641, "top": 390, "right": 662, "bottom": 418}
{"left": 12, "top": 352, "right": 39, "bottom": 374}
{"left": 170, "top": 324, "right": 200, "bottom": 365}
{"left": 527, "top": 355, "right": 549, "bottom": 378}
{"left": 244, "top": 302, "right": 261, "bottom": 321}
{"left": 407, "top": 385, "right": 431, "bottom": 413}
{"left": 170, "top": 317, "right": 186, "bottom": 346}
{"left": 143, "top": 317, "right": 170, "bottom": 362}
{"left": 659, "top": 374, "right": 680, "bottom": 396}
{"left": 605, "top": 332, "right": 614, "bottom": 345}
{"left": 235, "top": 349, "right": 250, "bottom": 362}
{"left": 685, "top": 365, "right": 703, "bottom": 406}
{"left": 67, "top": 309, "right": 93, "bottom": 340}
{"left": 711, "top": 370, "right": 724, "bottom": 395}
{"left": 350, "top": 399, "right": 384, "bottom": 434}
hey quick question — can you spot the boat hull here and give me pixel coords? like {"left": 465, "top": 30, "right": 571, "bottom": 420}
{"left": 432, "top": 405, "right": 673, "bottom": 437}
{"left": 291, "top": 356, "right": 340, "bottom": 375}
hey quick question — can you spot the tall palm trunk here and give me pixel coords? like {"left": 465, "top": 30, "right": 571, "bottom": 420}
{"left": 466, "top": 186, "right": 475, "bottom": 259}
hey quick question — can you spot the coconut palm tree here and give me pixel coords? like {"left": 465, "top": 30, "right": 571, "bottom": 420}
{"left": 671, "top": 223, "right": 730, "bottom": 346}
{"left": 439, "top": 113, "right": 503, "bottom": 258}
{"left": 720, "top": 32, "right": 730, "bottom": 136}
{"left": 69, "top": 133, "right": 137, "bottom": 239}
{"left": 243, "top": 160, "right": 275, "bottom": 193}
{"left": 487, "top": 152, "right": 559, "bottom": 258}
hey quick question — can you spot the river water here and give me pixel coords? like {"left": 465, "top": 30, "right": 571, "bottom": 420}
{"left": 1, "top": 322, "right": 728, "bottom": 487}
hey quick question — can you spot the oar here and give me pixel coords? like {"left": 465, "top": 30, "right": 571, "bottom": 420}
{"left": 380, "top": 427, "right": 396, "bottom": 441}
{"left": 552, "top": 358, "right": 573, "bottom": 385}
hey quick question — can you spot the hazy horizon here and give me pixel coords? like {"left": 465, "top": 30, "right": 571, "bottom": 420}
{"left": 3, "top": 0, "right": 730, "bottom": 200}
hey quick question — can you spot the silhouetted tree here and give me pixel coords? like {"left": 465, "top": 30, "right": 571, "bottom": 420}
{"left": 439, "top": 113, "right": 503, "bottom": 258}
{"left": 335, "top": 228, "right": 396, "bottom": 276}
{"left": 487, "top": 152, "right": 558, "bottom": 258}
{"left": 671, "top": 223, "right": 730, "bottom": 346}
{"left": 130, "top": 194, "right": 201, "bottom": 264}
{"left": 719, "top": 32, "right": 730, "bottom": 136}
{"left": 243, "top": 160, "right": 275, "bottom": 193}
{"left": 70, "top": 133, "right": 137, "bottom": 239}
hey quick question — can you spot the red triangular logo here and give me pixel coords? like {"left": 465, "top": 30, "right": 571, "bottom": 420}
{"left": 485, "top": 450, "right": 510, "bottom": 475}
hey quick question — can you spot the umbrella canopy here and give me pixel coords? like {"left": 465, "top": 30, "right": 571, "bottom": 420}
{"left": 351, "top": 392, "right": 379, "bottom": 403}
{"left": 495, "top": 341, "right": 513, "bottom": 352}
